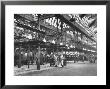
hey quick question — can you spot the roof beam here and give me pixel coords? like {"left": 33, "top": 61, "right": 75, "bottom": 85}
{"left": 56, "top": 14, "right": 96, "bottom": 42}
{"left": 40, "top": 14, "right": 55, "bottom": 20}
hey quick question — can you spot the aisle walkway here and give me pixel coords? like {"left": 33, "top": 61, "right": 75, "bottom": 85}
{"left": 15, "top": 61, "right": 97, "bottom": 76}
{"left": 14, "top": 63, "right": 55, "bottom": 76}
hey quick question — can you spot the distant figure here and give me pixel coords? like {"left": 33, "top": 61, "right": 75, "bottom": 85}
{"left": 49, "top": 53, "right": 55, "bottom": 66}
{"left": 54, "top": 54, "right": 58, "bottom": 67}
{"left": 14, "top": 49, "right": 20, "bottom": 66}
{"left": 60, "top": 54, "right": 65, "bottom": 67}
{"left": 35, "top": 51, "right": 40, "bottom": 70}
{"left": 27, "top": 50, "right": 31, "bottom": 68}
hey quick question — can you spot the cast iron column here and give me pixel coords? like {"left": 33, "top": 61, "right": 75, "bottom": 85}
{"left": 37, "top": 14, "right": 41, "bottom": 70}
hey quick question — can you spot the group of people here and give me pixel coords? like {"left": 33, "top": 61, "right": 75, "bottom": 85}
{"left": 14, "top": 47, "right": 66, "bottom": 68}
{"left": 14, "top": 47, "right": 96, "bottom": 69}
{"left": 47, "top": 52, "right": 66, "bottom": 68}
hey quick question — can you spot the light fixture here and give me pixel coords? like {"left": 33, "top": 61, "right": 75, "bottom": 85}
{"left": 66, "top": 44, "right": 68, "bottom": 47}
{"left": 67, "top": 47, "right": 70, "bottom": 49}
{"left": 52, "top": 40, "right": 55, "bottom": 44}
{"left": 60, "top": 42, "right": 63, "bottom": 45}
{"left": 43, "top": 38, "right": 46, "bottom": 42}
{"left": 70, "top": 45, "right": 73, "bottom": 48}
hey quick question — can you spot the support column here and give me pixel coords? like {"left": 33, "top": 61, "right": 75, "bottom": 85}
{"left": 64, "top": 24, "right": 66, "bottom": 55}
{"left": 61, "top": 21, "right": 63, "bottom": 50}
{"left": 76, "top": 30, "right": 79, "bottom": 62}
{"left": 37, "top": 46, "right": 41, "bottom": 70}
{"left": 18, "top": 46, "right": 22, "bottom": 68}
{"left": 37, "top": 14, "right": 41, "bottom": 70}
{"left": 27, "top": 45, "right": 30, "bottom": 68}
{"left": 81, "top": 33, "right": 83, "bottom": 50}
{"left": 56, "top": 16, "right": 59, "bottom": 45}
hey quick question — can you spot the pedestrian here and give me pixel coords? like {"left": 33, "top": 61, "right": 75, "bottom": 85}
{"left": 35, "top": 51, "right": 40, "bottom": 70}
{"left": 60, "top": 54, "right": 65, "bottom": 67}
{"left": 54, "top": 53, "right": 58, "bottom": 67}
